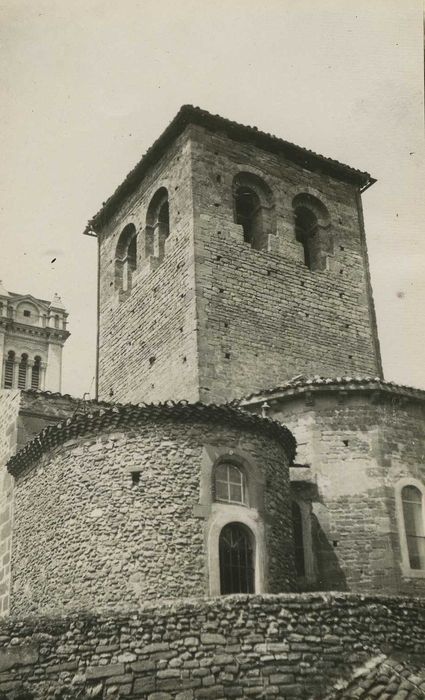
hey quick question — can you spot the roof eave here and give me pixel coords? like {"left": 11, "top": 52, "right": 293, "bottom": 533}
{"left": 83, "top": 105, "right": 375, "bottom": 237}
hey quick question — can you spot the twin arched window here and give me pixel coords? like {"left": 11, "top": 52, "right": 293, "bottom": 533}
{"left": 115, "top": 188, "right": 170, "bottom": 297}
{"left": 400, "top": 484, "right": 425, "bottom": 571}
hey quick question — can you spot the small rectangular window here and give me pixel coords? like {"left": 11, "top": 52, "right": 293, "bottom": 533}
{"left": 23, "top": 310, "right": 31, "bottom": 317}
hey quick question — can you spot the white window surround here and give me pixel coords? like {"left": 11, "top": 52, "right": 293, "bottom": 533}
{"left": 207, "top": 503, "right": 265, "bottom": 596}
{"left": 199, "top": 444, "right": 266, "bottom": 596}
{"left": 395, "top": 476, "right": 425, "bottom": 578}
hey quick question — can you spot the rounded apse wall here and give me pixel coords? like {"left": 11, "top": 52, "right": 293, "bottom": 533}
{"left": 8, "top": 403, "right": 296, "bottom": 615}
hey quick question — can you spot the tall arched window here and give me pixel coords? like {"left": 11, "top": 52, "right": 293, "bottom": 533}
{"left": 3, "top": 350, "right": 15, "bottom": 388}
{"left": 31, "top": 356, "right": 41, "bottom": 389}
{"left": 18, "top": 353, "right": 28, "bottom": 389}
{"left": 215, "top": 462, "right": 247, "bottom": 505}
{"left": 401, "top": 485, "right": 425, "bottom": 570}
{"left": 234, "top": 187, "right": 263, "bottom": 248}
{"left": 115, "top": 223, "right": 137, "bottom": 294}
{"left": 292, "top": 193, "right": 331, "bottom": 271}
{"left": 294, "top": 207, "right": 319, "bottom": 270}
{"left": 291, "top": 501, "right": 305, "bottom": 577}
{"left": 219, "top": 523, "right": 254, "bottom": 594}
{"left": 233, "top": 173, "right": 274, "bottom": 251}
{"left": 146, "top": 188, "right": 170, "bottom": 261}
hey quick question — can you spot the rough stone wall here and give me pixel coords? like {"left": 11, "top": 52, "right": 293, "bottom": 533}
{"left": 190, "top": 125, "right": 381, "bottom": 403}
{"left": 254, "top": 391, "right": 425, "bottom": 596}
{"left": 97, "top": 130, "right": 200, "bottom": 405}
{"left": 10, "top": 418, "right": 293, "bottom": 615}
{"left": 0, "top": 593, "right": 423, "bottom": 699}
{"left": 0, "top": 389, "right": 93, "bottom": 617}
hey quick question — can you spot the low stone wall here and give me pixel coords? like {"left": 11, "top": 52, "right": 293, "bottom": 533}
{"left": 0, "top": 593, "right": 423, "bottom": 699}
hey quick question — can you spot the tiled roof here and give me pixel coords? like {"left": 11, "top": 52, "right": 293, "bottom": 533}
{"left": 325, "top": 654, "right": 425, "bottom": 699}
{"left": 7, "top": 400, "right": 296, "bottom": 476}
{"left": 21, "top": 388, "right": 110, "bottom": 407}
{"left": 84, "top": 105, "right": 375, "bottom": 235}
{"left": 240, "top": 376, "right": 425, "bottom": 405}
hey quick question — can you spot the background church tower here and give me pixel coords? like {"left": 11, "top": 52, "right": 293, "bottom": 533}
{"left": 0, "top": 282, "right": 69, "bottom": 393}
{"left": 87, "top": 106, "right": 382, "bottom": 405}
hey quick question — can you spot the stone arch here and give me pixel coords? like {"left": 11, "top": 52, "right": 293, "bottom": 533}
{"left": 233, "top": 172, "right": 275, "bottom": 251}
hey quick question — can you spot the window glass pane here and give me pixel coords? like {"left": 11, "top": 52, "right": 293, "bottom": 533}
{"left": 215, "top": 462, "right": 246, "bottom": 504}
{"left": 215, "top": 480, "right": 228, "bottom": 501}
{"left": 402, "top": 485, "right": 422, "bottom": 505}
{"left": 402, "top": 484, "right": 425, "bottom": 569}
{"left": 219, "top": 523, "right": 254, "bottom": 594}
{"left": 407, "top": 535, "right": 425, "bottom": 570}
{"left": 215, "top": 463, "right": 227, "bottom": 481}
{"left": 403, "top": 501, "right": 425, "bottom": 537}
{"left": 229, "top": 483, "right": 243, "bottom": 503}
{"left": 228, "top": 464, "right": 242, "bottom": 485}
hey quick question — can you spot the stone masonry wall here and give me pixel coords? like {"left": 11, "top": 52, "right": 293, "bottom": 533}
{"left": 97, "top": 129, "right": 199, "bottom": 405}
{"left": 190, "top": 125, "right": 381, "bottom": 403}
{"left": 0, "top": 593, "right": 423, "bottom": 699}
{"left": 253, "top": 390, "right": 425, "bottom": 597}
{"left": 0, "top": 389, "right": 94, "bottom": 617}
{"left": 10, "top": 416, "right": 294, "bottom": 615}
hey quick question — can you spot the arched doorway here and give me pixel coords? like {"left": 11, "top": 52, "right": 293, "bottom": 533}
{"left": 219, "top": 522, "right": 254, "bottom": 594}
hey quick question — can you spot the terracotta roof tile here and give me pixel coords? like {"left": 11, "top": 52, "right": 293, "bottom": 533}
{"left": 325, "top": 654, "right": 425, "bottom": 699}
{"left": 240, "top": 376, "right": 425, "bottom": 405}
{"left": 7, "top": 400, "right": 296, "bottom": 476}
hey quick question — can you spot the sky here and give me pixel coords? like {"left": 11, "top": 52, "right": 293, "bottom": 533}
{"left": 0, "top": 0, "right": 424, "bottom": 397}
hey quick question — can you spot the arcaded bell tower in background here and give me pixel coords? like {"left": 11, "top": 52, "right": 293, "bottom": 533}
{"left": 86, "top": 106, "right": 382, "bottom": 405}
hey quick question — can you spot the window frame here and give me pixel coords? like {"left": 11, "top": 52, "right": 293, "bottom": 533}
{"left": 219, "top": 521, "right": 255, "bottom": 594}
{"left": 214, "top": 461, "right": 248, "bottom": 506}
{"left": 395, "top": 477, "right": 425, "bottom": 578}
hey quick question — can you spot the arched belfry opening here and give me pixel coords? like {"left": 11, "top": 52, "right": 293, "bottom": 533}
{"left": 115, "top": 223, "right": 138, "bottom": 294}
{"left": 146, "top": 187, "right": 170, "bottom": 261}
{"left": 295, "top": 207, "right": 319, "bottom": 270}
{"left": 233, "top": 173, "right": 274, "bottom": 251}
{"left": 292, "top": 193, "right": 331, "bottom": 271}
{"left": 219, "top": 522, "right": 254, "bottom": 594}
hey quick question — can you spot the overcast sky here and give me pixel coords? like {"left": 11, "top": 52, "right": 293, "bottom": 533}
{"left": 1, "top": 0, "right": 424, "bottom": 397}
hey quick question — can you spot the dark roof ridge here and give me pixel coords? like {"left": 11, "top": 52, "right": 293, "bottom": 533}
{"left": 7, "top": 400, "right": 296, "bottom": 476}
{"left": 84, "top": 104, "right": 375, "bottom": 235}
{"left": 240, "top": 375, "right": 425, "bottom": 404}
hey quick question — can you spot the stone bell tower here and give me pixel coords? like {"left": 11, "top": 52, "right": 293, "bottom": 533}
{"left": 0, "top": 282, "right": 69, "bottom": 393}
{"left": 86, "top": 106, "right": 382, "bottom": 405}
